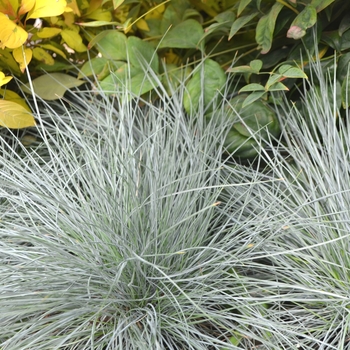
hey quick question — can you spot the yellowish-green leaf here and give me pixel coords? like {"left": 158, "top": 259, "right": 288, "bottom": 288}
{"left": 40, "top": 43, "right": 67, "bottom": 59}
{"left": 76, "top": 20, "right": 120, "bottom": 27}
{"left": 13, "top": 46, "right": 32, "bottom": 72}
{"left": 0, "top": 99, "right": 35, "bottom": 128}
{"left": 84, "top": 8, "right": 112, "bottom": 22}
{"left": 67, "top": 0, "right": 81, "bottom": 15}
{"left": 23, "top": 73, "right": 85, "bottom": 100}
{"left": 113, "top": 0, "right": 124, "bottom": 9}
{"left": 61, "top": 29, "right": 87, "bottom": 52}
{"left": 36, "top": 27, "right": 62, "bottom": 39}
{"left": 0, "top": 71, "right": 12, "bottom": 87}
{"left": 0, "top": 13, "right": 28, "bottom": 49}
{"left": 33, "top": 47, "right": 54, "bottom": 65}
{"left": 136, "top": 19, "right": 150, "bottom": 31}
{"left": 0, "top": 48, "right": 21, "bottom": 74}
{"left": 0, "top": 88, "right": 31, "bottom": 111}
{"left": 27, "top": 0, "right": 67, "bottom": 20}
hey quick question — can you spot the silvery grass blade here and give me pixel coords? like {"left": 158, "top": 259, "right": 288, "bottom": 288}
{"left": 243, "top": 57, "right": 350, "bottom": 349}
{"left": 0, "top": 64, "right": 288, "bottom": 349}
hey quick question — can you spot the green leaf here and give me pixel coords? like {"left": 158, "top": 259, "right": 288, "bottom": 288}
{"left": 241, "top": 91, "right": 266, "bottom": 108}
{"left": 339, "top": 13, "right": 350, "bottom": 36}
{"left": 127, "top": 36, "right": 159, "bottom": 73}
{"left": 256, "top": 3, "right": 283, "bottom": 54}
{"left": 267, "top": 82, "right": 289, "bottom": 91}
{"left": 287, "top": 25, "right": 306, "bottom": 40}
{"left": 91, "top": 30, "right": 127, "bottom": 61}
{"left": 278, "top": 65, "right": 308, "bottom": 79}
{"left": 337, "top": 52, "right": 350, "bottom": 82}
{"left": 229, "top": 12, "right": 257, "bottom": 40}
{"left": 23, "top": 73, "right": 85, "bottom": 100}
{"left": 0, "top": 100, "right": 35, "bottom": 129}
{"left": 290, "top": 5, "right": 317, "bottom": 30}
{"left": 239, "top": 83, "right": 265, "bottom": 93}
{"left": 227, "top": 65, "right": 255, "bottom": 74}
{"left": 100, "top": 66, "right": 159, "bottom": 97}
{"left": 237, "top": 0, "right": 252, "bottom": 16}
{"left": 79, "top": 57, "right": 111, "bottom": 80}
{"left": 159, "top": 19, "right": 204, "bottom": 49}
{"left": 184, "top": 59, "right": 226, "bottom": 113}
{"left": 265, "top": 74, "right": 283, "bottom": 90}
{"left": 310, "top": 0, "right": 334, "bottom": 12}
{"left": 250, "top": 59, "right": 263, "bottom": 73}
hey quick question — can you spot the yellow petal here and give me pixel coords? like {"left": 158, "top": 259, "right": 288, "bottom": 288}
{"left": 27, "top": 0, "right": 67, "bottom": 20}
{"left": 0, "top": 72, "right": 13, "bottom": 87}
{"left": 0, "top": 13, "right": 28, "bottom": 49}
{"left": 13, "top": 46, "right": 32, "bottom": 72}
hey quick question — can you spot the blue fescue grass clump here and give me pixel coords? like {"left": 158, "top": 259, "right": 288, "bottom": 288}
{"left": 2, "top": 58, "right": 350, "bottom": 349}
{"left": 0, "top": 71, "right": 287, "bottom": 349}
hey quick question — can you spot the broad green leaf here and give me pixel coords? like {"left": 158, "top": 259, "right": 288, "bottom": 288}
{"left": 79, "top": 57, "right": 110, "bottom": 79}
{"left": 23, "top": 73, "right": 85, "bottom": 100}
{"left": 232, "top": 95, "right": 279, "bottom": 137}
{"left": 161, "top": 0, "right": 190, "bottom": 32}
{"left": 90, "top": 30, "right": 127, "bottom": 61}
{"left": 310, "top": 0, "right": 334, "bottom": 12}
{"left": 290, "top": 5, "right": 317, "bottom": 31}
{"left": 256, "top": 3, "right": 283, "bottom": 54}
{"left": 27, "top": 0, "right": 67, "bottom": 20}
{"left": 250, "top": 59, "right": 263, "bottom": 73}
{"left": 237, "top": 0, "right": 252, "bottom": 16}
{"left": 229, "top": 12, "right": 257, "bottom": 40}
{"left": 0, "top": 13, "right": 28, "bottom": 49}
{"left": 32, "top": 47, "right": 54, "bottom": 65}
{"left": 100, "top": 67, "right": 159, "bottom": 96}
{"left": 159, "top": 19, "right": 204, "bottom": 49}
{"left": 12, "top": 46, "right": 32, "bottom": 72}
{"left": 239, "top": 83, "right": 265, "bottom": 93}
{"left": 278, "top": 64, "right": 308, "bottom": 78}
{"left": 0, "top": 99, "right": 35, "bottom": 128}
{"left": 127, "top": 36, "right": 159, "bottom": 73}
{"left": 184, "top": 59, "right": 226, "bottom": 113}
